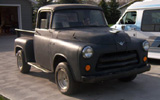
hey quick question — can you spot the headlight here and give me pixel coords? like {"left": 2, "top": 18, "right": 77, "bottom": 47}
{"left": 142, "top": 41, "right": 150, "bottom": 51}
{"left": 82, "top": 46, "right": 93, "bottom": 58}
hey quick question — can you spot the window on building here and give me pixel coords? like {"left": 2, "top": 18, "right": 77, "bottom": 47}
{"left": 142, "top": 10, "right": 160, "bottom": 32}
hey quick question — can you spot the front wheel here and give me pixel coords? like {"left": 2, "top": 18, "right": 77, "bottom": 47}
{"left": 17, "top": 50, "right": 31, "bottom": 73}
{"left": 55, "top": 62, "right": 77, "bottom": 95}
{"left": 119, "top": 74, "right": 137, "bottom": 82}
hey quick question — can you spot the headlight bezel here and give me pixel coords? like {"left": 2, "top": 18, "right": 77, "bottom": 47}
{"left": 82, "top": 46, "right": 93, "bottom": 58}
{"left": 142, "top": 41, "right": 150, "bottom": 51}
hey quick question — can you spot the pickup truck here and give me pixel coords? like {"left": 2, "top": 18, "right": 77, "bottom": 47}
{"left": 14, "top": 4, "right": 151, "bottom": 95}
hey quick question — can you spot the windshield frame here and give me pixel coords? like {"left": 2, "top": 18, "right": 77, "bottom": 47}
{"left": 51, "top": 9, "right": 108, "bottom": 29}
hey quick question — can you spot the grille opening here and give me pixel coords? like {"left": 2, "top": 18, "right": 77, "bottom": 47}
{"left": 96, "top": 51, "right": 139, "bottom": 71}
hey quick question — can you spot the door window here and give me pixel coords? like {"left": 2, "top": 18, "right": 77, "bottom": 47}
{"left": 37, "top": 12, "right": 51, "bottom": 29}
{"left": 120, "top": 12, "right": 137, "bottom": 24}
{"left": 142, "top": 9, "right": 160, "bottom": 32}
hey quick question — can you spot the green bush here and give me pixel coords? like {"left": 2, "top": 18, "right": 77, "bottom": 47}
{"left": 0, "top": 95, "right": 9, "bottom": 100}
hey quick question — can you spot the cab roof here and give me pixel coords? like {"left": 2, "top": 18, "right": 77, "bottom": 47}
{"left": 127, "top": 0, "right": 160, "bottom": 10}
{"left": 39, "top": 4, "right": 102, "bottom": 11}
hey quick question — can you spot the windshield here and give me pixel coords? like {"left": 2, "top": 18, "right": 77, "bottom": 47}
{"left": 52, "top": 9, "right": 107, "bottom": 28}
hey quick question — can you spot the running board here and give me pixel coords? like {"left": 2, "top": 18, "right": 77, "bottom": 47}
{"left": 28, "top": 62, "right": 52, "bottom": 73}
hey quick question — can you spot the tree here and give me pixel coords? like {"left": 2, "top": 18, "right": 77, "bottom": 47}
{"left": 58, "top": 0, "right": 79, "bottom": 3}
{"left": 99, "top": 0, "right": 109, "bottom": 22}
{"left": 36, "top": 0, "right": 53, "bottom": 8}
{"left": 81, "top": 0, "right": 97, "bottom": 5}
{"left": 108, "top": 0, "right": 121, "bottom": 24}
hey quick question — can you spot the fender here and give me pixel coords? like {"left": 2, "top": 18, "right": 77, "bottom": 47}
{"left": 52, "top": 53, "right": 77, "bottom": 80}
{"left": 15, "top": 37, "right": 35, "bottom": 62}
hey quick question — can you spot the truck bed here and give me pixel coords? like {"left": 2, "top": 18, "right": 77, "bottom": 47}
{"left": 15, "top": 29, "right": 35, "bottom": 37}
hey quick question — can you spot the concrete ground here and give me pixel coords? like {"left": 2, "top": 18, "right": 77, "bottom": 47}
{"left": 0, "top": 36, "right": 160, "bottom": 100}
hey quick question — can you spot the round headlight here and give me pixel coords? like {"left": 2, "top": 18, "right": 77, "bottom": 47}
{"left": 142, "top": 41, "right": 150, "bottom": 51}
{"left": 82, "top": 46, "right": 93, "bottom": 58}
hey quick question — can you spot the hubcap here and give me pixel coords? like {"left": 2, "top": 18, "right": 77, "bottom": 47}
{"left": 17, "top": 52, "right": 23, "bottom": 70}
{"left": 57, "top": 69, "right": 69, "bottom": 90}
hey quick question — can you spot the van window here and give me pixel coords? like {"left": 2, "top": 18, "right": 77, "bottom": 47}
{"left": 142, "top": 10, "right": 160, "bottom": 32}
{"left": 37, "top": 12, "right": 51, "bottom": 29}
{"left": 120, "top": 12, "right": 136, "bottom": 24}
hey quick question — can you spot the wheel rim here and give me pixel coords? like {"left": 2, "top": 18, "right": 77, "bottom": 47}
{"left": 17, "top": 52, "right": 23, "bottom": 70}
{"left": 57, "top": 69, "right": 69, "bottom": 90}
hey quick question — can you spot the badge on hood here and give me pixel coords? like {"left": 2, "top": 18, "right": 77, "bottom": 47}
{"left": 118, "top": 41, "right": 125, "bottom": 46}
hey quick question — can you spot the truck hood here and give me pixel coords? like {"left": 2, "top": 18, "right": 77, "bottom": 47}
{"left": 57, "top": 27, "right": 131, "bottom": 45}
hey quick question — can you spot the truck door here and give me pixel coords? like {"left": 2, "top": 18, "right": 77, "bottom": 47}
{"left": 114, "top": 11, "right": 137, "bottom": 37}
{"left": 34, "top": 11, "right": 52, "bottom": 70}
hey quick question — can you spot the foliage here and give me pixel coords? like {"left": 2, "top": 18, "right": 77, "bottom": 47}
{"left": 0, "top": 95, "right": 9, "bottom": 100}
{"left": 108, "top": 0, "right": 121, "bottom": 24}
{"left": 81, "top": 0, "right": 97, "bottom": 5}
{"left": 99, "top": 0, "right": 109, "bottom": 21}
{"left": 36, "top": 0, "right": 53, "bottom": 8}
{"left": 58, "top": 0, "right": 79, "bottom": 3}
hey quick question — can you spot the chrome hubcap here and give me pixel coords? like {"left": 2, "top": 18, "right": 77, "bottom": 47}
{"left": 57, "top": 69, "right": 69, "bottom": 90}
{"left": 17, "top": 52, "right": 23, "bottom": 70}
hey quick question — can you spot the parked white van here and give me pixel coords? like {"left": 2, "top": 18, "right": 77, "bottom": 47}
{"left": 112, "top": 0, "right": 160, "bottom": 59}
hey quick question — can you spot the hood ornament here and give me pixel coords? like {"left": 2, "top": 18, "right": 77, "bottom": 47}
{"left": 118, "top": 41, "right": 125, "bottom": 46}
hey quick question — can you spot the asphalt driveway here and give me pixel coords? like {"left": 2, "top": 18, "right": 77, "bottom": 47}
{"left": 0, "top": 35, "right": 160, "bottom": 100}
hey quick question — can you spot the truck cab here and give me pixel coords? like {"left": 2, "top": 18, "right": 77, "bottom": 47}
{"left": 15, "top": 4, "right": 150, "bottom": 95}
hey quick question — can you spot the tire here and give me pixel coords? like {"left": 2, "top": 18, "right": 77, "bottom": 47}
{"left": 55, "top": 62, "right": 77, "bottom": 95}
{"left": 119, "top": 74, "right": 137, "bottom": 82}
{"left": 17, "top": 50, "right": 31, "bottom": 73}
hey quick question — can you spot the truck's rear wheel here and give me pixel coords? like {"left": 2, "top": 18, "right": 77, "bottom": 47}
{"left": 17, "top": 50, "right": 31, "bottom": 73}
{"left": 119, "top": 74, "right": 137, "bottom": 82}
{"left": 55, "top": 62, "right": 77, "bottom": 95}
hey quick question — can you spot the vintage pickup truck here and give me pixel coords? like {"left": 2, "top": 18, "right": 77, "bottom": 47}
{"left": 15, "top": 4, "right": 151, "bottom": 95}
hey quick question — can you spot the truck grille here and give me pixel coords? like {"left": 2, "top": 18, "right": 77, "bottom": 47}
{"left": 96, "top": 51, "right": 139, "bottom": 71}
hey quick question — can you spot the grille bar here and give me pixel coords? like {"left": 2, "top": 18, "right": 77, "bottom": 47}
{"left": 96, "top": 51, "right": 139, "bottom": 71}
{"left": 98, "top": 59, "right": 138, "bottom": 69}
{"left": 99, "top": 53, "right": 137, "bottom": 63}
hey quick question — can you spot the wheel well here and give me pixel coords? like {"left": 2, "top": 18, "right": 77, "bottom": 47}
{"left": 15, "top": 47, "right": 22, "bottom": 54}
{"left": 53, "top": 55, "right": 67, "bottom": 72}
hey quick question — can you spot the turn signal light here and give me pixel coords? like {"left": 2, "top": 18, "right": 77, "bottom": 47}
{"left": 143, "top": 56, "right": 147, "bottom": 62}
{"left": 85, "top": 65, "right": 91, "bottom": 71}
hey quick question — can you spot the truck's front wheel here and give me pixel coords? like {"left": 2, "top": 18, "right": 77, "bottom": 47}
{"left": 17, "top": 50, "right": 31, "bottom": 73}
{"left": 55, "top": 62, "right": 77, "bottom": 95}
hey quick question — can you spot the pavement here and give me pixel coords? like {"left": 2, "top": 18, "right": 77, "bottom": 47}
{"left": 0, "top": 35, "right": 160, "bottom": 100}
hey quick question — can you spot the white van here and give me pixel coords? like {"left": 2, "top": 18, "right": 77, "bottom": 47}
{"left": 112, "top": 0, "right": 160, "bottom": 59}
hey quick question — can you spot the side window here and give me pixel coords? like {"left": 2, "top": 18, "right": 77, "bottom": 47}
{"left": 38, "top": 12, "right": 51, "bottom": 29}
{"left": 142, "top": 10, "right": 160, "bottom": 32}
{"left": 120, "top": 12, "right": 137, "bottom": 24}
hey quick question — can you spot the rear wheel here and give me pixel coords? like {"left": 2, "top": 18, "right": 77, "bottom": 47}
{"left": 119, "top": 74, "right": 137, "bottom": 82}
{"left": 55, "top": 62, "right": 77, "bottom": 95}
{"left": 17, "top": 50, "right": 31, "bottom": 73}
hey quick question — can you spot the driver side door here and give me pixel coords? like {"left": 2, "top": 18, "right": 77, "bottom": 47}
{"left": 34, "top": 10, "right": 52, "bottom": 70}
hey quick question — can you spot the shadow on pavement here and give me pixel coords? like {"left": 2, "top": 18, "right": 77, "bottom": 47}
{"left": 27, "top": 69, "right": 160, "bottom": 100}
{"left": 148, "top": 58, "right": 160, "bottom": 65}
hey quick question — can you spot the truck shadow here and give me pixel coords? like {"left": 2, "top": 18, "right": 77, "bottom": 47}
{"left": 148, "top": 58, "right": 160, "bottom": 65}
{"left": 28, "top": 70, "right": 160, "bottom": 100}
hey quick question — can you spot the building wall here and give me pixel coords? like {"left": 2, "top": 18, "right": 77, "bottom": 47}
{"left": 0, "top": 0, "right": 32, "bottom": 30}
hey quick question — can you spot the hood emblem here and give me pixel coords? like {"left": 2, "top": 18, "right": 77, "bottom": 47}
{"left": 118, "top": 41, "right": 125, "bottom": 46}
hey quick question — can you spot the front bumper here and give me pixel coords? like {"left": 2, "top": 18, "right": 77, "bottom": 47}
{"left": 81, "top": 64, "right": 151, "bottom": 83}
